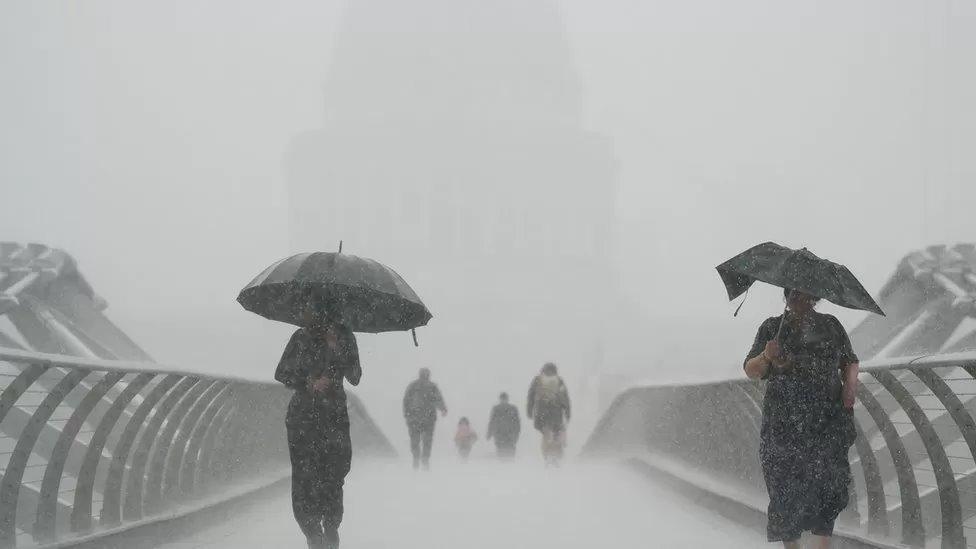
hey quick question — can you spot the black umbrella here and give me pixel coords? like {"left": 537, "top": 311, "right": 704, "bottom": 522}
{"left": 716, "top": 242, "right": 885, "bottom": 316}
{"left": 237, "top": 252, "right": 432, "bottom": 336}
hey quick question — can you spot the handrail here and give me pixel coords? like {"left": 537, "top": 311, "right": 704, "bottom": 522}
{"left": 584, "top": 353, "right": 976, "bottom": 549}
{"left": 0, "top": 348, "right": 395, "bottom": 548}
{"left": 0, "top": 349, "right": 269, "bottom": 385}
{"left": 623, "top": 350, "right": 976, "bottom": 390}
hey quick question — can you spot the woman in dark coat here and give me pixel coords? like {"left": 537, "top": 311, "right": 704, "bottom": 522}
{"left": 275, "top": 308, "right": 361, "bottom": 549}
{"left": 743, "top": 289, "right": 859, "bottom": 549}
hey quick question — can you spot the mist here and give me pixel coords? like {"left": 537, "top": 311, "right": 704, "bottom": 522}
{"left": 2, "top": 0, "right": 975, "bottom": 441}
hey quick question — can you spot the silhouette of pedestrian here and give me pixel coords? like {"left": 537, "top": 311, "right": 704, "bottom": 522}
{"left": 486, "top": 392, "right": 520, "bottom": 459}
{"left": 526, "top": 363, "right": 570, "bottom": 466}
{"left": 275, "top": 306, "right": 361, "bottom": 549}
{"left": 402, "top": 368, "right": 447, "bottom": 470}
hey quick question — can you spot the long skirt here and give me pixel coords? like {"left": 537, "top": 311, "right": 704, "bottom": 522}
{"left": 760, "top": 432, "right": 852, "bottom": 541}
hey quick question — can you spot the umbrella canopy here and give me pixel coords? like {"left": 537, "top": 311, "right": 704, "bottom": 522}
{"left": 237, "top": 252, "right": 432, "bottom": 332}
{"left": 716, "top": 242, "right": 885, "bottom": 316}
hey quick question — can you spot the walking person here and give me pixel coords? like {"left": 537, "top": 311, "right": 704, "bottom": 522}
{"left": 275, "top": 307, "right": 361, "bottom": 549}
{"left": 454, "top": 417, "right": 478, "bottom": 461}
{"left": 526, "top": 363, "right": 570, "bottom": 466}
{"left": 486, "top": 392, "right": 521, "bottom": 459}
{"left": 239, "top": 249, "right": 432, "bottom": 549}
{"left": 744, "top": 288, "right": 860, "bottom": 549}
{"left": 403, "top": 368, "right": 447, "bottom": 470}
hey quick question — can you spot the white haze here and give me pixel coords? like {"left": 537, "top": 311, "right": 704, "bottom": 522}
{"left": 2, "top": 0, "right": 976, "bottom": 438}
{"left": 156, "top": 462, "right": 759, "bottom": 549}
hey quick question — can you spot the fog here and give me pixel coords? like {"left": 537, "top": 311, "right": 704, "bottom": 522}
{"left": 2, "top": 0, "right": 976, "bottom": 439}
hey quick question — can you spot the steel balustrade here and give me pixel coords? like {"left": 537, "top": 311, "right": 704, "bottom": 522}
{"left": 583, "top": 351, "right": 976, "bottom": 549}
{"left": 0, "top": 348, "right": 394, "bottom": 548}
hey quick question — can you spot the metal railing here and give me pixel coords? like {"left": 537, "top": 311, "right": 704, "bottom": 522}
{"left": 0, "top": 348, "right": 394, "bottom": 548}
{"left": 583, "top": 351, "right": 976, "bottom": 549}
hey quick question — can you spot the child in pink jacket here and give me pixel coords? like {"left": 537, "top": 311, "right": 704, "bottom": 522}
{"left": 454, "top": 417, "right": 478, "bottom": 461}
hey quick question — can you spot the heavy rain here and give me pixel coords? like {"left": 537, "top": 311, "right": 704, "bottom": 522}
{"left": 1, "top": 1, "right": 976, "bottom": 548}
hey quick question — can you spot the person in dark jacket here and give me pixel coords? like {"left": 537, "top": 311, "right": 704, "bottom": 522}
{"left": 527, "top": 362, "right": 570, "bottom": 466}
{"left": 275, "top": 306, "right": 361, "bottom": 549}
{"left": 743, "top": 288, "right": 859, "bottom": 548}
{"left": 486, "top": 392, "right": 520, "bottom": 459}
{"left": 402, "top": 368, "right": 447, "bottom": 470}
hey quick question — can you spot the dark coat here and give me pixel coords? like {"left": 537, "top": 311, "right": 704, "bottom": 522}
{"left": 274, "top": 326, "right": 361, "bottom": 541}
{"left": 747, "top": 312, "right": 858, "bottom": 542}
{"left": 275, "top": 326, "right": 361, "bottom": 426}
{"left": 487, "top": 402, "right": 521, "bottom": 444}
{"left": 402, "top": 379, "right": 446, "bottom": 425}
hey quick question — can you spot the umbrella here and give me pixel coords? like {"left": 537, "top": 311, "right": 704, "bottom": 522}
{"left": 716, "top": 242, "right": 885, "bottom": 316}
{"left": 237, "top": 252, "right": 432, "bottom": 336}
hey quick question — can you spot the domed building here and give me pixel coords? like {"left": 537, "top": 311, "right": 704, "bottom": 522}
{"left": 285, "top": 0, "right": 616, "bottom": 399}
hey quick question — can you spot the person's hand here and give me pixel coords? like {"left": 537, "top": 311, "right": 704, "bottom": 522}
{"left": 309, "top": 376, "right": 331, "bottom": 393}
{"left": 842, "top": 382, "right": 857, "bottom": 410}
{"left": 763, "top": 340, "right": 782, "bottom": 364}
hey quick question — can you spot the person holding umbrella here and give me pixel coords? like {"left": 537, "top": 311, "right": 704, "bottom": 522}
{"left": 718, "top": 243, "right": 882, "bottom": 549}
{"left": 275, "top": 299, "right": 360, "bottom": 549}
{"left": 238, "top": 250, "right": 432, "bottom": 549}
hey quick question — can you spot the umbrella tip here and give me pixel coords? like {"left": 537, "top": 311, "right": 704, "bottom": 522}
{"left": 338, "top": 240, "right": 343, "bottom": 254}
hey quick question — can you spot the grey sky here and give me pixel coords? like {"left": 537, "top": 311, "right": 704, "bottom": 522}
{"left": 2, "top": 0, "right": 975, "bottom": 433}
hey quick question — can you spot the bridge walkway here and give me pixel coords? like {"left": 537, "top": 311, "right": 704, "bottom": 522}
{"left": 157, "top": 461, "right": 759, "bottom": 549}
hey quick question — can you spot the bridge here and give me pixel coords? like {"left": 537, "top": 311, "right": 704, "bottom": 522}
{"left": 2, "top": 242, "right": 976, "bottom": 549}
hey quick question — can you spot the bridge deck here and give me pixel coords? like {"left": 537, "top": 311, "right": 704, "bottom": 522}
{"left": 156, "top": 460, "right": 759, "bottom": 549}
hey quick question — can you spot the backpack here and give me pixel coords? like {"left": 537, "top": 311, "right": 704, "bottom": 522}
{"left": 535, "top": 374, "right": 563, "bottom": 406}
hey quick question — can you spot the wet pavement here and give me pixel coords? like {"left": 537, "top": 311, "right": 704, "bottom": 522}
{"left": 156, "top": 460, "right": 759, "bottom": 548}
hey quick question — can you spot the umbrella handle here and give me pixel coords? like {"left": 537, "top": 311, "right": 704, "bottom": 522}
{"left": 774, "top": 289, "right": 792, "bottom": 340}
{"left": 412, "top": 328, "right": 419, "bottom": 347}
{"left": 769, "top": 292, "right": 795, "bottom": 379}
{"left": 774, "top": 308, "right": 787, "bottom": 340}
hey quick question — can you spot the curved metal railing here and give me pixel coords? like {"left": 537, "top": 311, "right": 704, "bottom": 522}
{"left": 583, "top": 351, "right": 976, "bottom": 549}
{"left": 0, "top": 348, "right": 394, "bottom": 548}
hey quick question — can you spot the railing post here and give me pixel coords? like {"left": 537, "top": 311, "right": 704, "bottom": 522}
{"left": 873, "top": 371, "right": 966, "bottom": 549}
{"left": 0, "top": 368, "right": 89, "bottom": 548}
{"left": 143, "top": 380, "right": 214, "bottom": 514}
{"left": 0, "top": 348, "right": 391, "bottom": 549}
{"left": 162, "top": 382, "right": 228, "bottom": 502}
{"left": 35, "top": 370, "right": 128, "bottom": 542}
{"left": 180, "top": 385, "right": 238, "bottom": 496}
{"left": 198, "top": 394, "right": 242, "bottom": 489}
{"left": 100, "top": 375, "right": 182, "bottom": 527}
{"left": 857, "top": 383, "right": 925, "bottom": 547}
{"left": 0, "top": 364, "right": 48, "bottom": 425}
{"left": 850, "top": 418, "right": 890, "bottom": 536}
{"left": 123, "top": 377, "right": 200, "bottom": 521}
{"left": 68, "top": 372, "right": 153, "bottom": 534}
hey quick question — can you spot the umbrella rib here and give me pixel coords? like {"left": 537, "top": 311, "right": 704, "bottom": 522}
{"left": 249, "top": 255, "right": 295, "bottom": 286}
